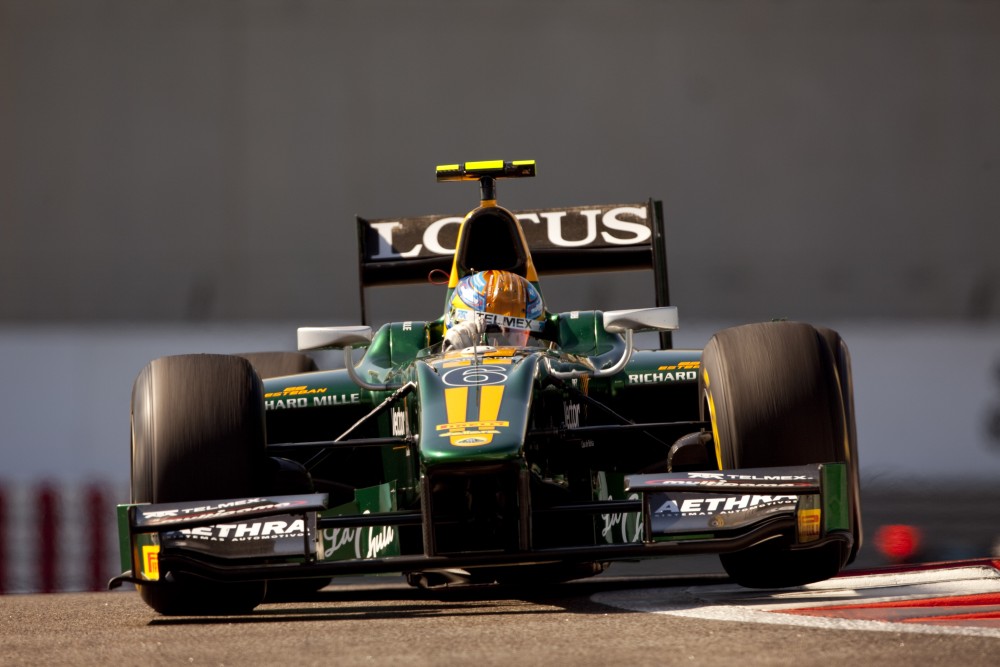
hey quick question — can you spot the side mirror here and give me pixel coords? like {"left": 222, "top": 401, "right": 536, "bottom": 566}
{"left": 603, "top": 307, "right": 679, "bottom": 334}
{"left": 297, "top": 326, "right": 373, "bottom": 351}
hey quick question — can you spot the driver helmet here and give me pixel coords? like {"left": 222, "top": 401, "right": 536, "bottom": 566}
{"left": 447, "top": 270, "right": 544, "bottom": 347}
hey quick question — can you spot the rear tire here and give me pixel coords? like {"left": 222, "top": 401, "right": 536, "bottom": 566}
{"left": 236, "top": 351, "right": 317, "bottom": 379}
{"left": 701, "top": 322, "right": 854, "bottom": 588}
{"left": 131, "top": 354, "right": 268, "bottom": 614}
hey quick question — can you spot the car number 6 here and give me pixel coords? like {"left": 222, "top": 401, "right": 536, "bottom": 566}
{"left": 441, "top": 365, "right": 508, "bottom": 387}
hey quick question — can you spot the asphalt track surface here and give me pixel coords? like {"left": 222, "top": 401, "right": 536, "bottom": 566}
{"left": 2, "top": 560, "right": 998, "bottom": 667}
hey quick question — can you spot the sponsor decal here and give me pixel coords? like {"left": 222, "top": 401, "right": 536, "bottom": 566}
{"left": 266, "top": 392, "right": 360, "bottom": 410}
{"left": 564, "top": 402, "right": 581, "bottom": 429}
{"left": 442, "top": 355, "right": 515, "bottom": 367}
{"left": 367, "top": 216, "right": 463, "bottom": 260}
{"left": 627, "top": 370, "right": 698, "bottom": 384}
{"left": 265, "top": 385, "right": 327, "bottom": 398}
{"left": 322, "top": 495, "right": 399, "bottom": 563}
{"left": 142, "top": 497, "right": 271, "bottom": 519}
{"left": 366, "top": 524, "right": 395, "bottom": 558}
{"left": 451, "top": 309, "right": 545, "bottom": 333}
{"left": 391, "top": 407, "right": 407, "bottom": 437}
{"left": 173, "top": 518, "right": 307, "bottom": 542}
{"left": 436, "top": 420, "right": 509, "bottom": 434}
{"left": 654, "top": 494, "right": 798, "bottom": 517}
{"left": 362, "top": 205, "right": 652, "bottom": 262}
{"left": 600, "top": 493, "right": 644, "bottom": 544}
{"left": 686, "top": 472, "right": 809, "bottom": 481}
{"left": 644, "top": 479, "right": 813, "bottom": 489}
{"left": 142, "top": 545, "right": 160, "bottom": 581}
{"left": 658, "top": 361, "right": 700, "bottom": 371}
{"left": 320, "top": 484, "right": 399, "bottom": 561}
{"left": 323, "top": 523, "right": 397, "bottom": 560}
{"left": 452, "top": 436, "right": 490, "bottom": 447}
{"left": 138, "top": 497, "right": 313, "bottom": 526}
{"left": 637, "top": 470, "right": 817, "bottom": 490}
{"left": 516, "top": 207, "right": 651, "bottom": 248}
{"left": 647, "top": 492, "right": 801, "bottom": 537}
{"left": 798, "top": 508, "right": 822, "bottom": 540}
{"left": 161, "top": 513, "right": 316, "bottom": 560}
{"left": 595, "top": 473, "right": 643, "bottom": 545}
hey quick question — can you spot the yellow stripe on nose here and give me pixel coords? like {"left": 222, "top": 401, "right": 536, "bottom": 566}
{"left": 444, "top": 387, "right": 468, "bottom": 424}
{"left": 478, "top": 385, "right": 504, "bottom": 423}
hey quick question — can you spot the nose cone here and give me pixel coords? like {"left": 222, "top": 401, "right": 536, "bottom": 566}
{"left": 416, "top": 351, "right": 539, "bottom": 465}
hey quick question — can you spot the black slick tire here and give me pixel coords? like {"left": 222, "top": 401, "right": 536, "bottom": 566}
{"left": 700, "top": 322, "right": 854, "bottom": 588}
{"left": 131, "top": 354, "right": 268, "bottom": 614}
{"left": 815, "top": 326, "right": 863, "bottom": 564}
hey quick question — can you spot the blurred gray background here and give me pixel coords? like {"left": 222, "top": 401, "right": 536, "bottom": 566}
{"left": 3, "top": 0, "right": 998, "bottom": 325}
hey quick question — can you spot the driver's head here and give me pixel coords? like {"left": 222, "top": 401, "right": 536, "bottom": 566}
{"left": 447, "top": 270, "right": 544, "bottom": 347}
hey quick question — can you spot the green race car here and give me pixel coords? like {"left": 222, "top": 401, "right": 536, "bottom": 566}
{"left": 112, "top": 160, "right": 861, "bottom": 615}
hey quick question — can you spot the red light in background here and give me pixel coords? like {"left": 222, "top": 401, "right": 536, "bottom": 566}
{"left": 875, "top": 524, "right": 922, "bottom": 563}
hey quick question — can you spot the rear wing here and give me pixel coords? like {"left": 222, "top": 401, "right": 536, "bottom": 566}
{"left": 357, "top": 199, "right": 671, "bottom": 346}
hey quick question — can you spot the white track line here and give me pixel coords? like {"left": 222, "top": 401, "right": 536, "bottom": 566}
{"left": 593, "top": 566, "right": 1000, "bottom": 639}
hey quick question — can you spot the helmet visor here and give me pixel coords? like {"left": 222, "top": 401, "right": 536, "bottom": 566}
{"left": 482, "top": 324, "right": 531, "bottom": 348}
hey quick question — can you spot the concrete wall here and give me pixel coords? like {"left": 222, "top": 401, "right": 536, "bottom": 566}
{"left": 2, "top": 1, "right": 999, "bottom": 324}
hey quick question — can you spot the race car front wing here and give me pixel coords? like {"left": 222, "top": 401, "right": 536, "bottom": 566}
{"left": 110, "top": 463, "right": 852, "bottom": 588}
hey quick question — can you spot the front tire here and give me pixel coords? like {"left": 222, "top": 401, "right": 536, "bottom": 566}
{"left": 131, "top": 354, "right": 268, "bottom": 614}
{"left": 701, "top": 322, "right": 854, "bottom": 588}
{"left": 816, "top": 327, "right": 862, "bottom": 564}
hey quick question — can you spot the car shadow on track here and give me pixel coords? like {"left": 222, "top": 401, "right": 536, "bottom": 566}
{"left": 146, "top": 572, "right": 729, "bottom": 626}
